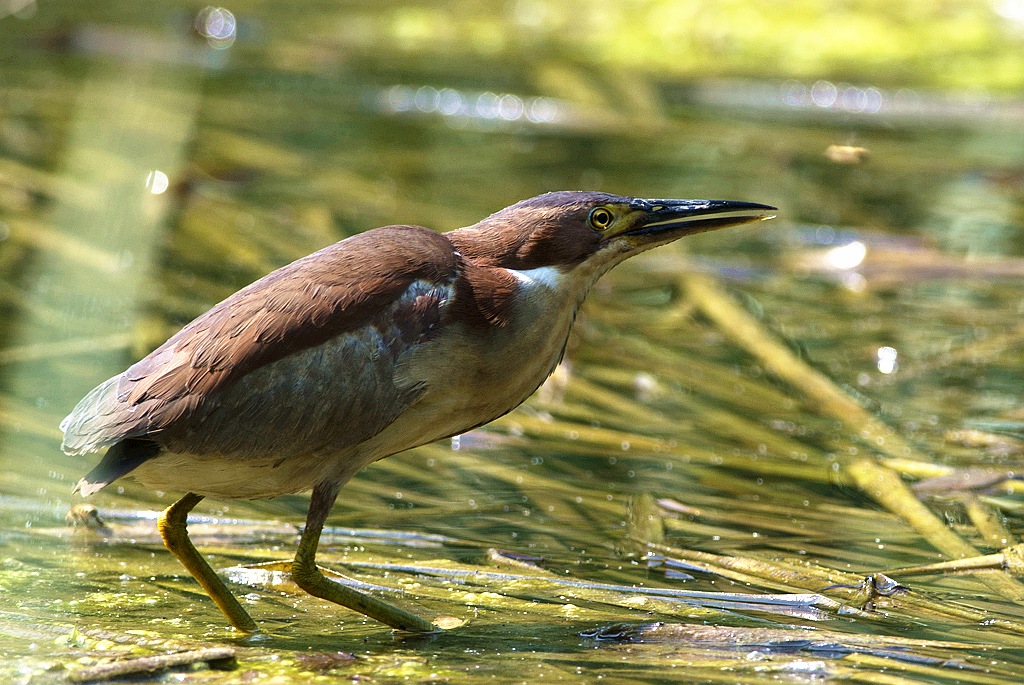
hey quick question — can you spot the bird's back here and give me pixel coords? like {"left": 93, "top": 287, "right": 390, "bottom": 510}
{"left": 62, "top": 225, "right": 461, "bottom": 490}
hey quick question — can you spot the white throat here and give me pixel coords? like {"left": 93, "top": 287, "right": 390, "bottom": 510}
{"left": 509, "top": 266, "right": 563, "bottom": 289}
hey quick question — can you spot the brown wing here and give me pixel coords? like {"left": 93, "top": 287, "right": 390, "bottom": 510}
{"left": 61, "top": 225, "right": 459, "bottom": 456}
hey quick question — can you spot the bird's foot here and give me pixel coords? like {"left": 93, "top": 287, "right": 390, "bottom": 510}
{"left": 289, "top": 558, "right": 440, "bottom": 633}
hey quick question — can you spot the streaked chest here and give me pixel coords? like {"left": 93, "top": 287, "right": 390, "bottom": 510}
{"left": 364, "top": 266, "right": 583, "bottom": 456}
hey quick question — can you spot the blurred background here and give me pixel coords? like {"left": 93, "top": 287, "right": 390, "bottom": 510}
{"left": 2, "top": 1, "right": 1024, "bottom": 682}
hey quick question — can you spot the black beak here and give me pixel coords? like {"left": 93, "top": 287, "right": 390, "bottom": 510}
{"left": 626, "top": 198, "right": 777, "bottom": 238}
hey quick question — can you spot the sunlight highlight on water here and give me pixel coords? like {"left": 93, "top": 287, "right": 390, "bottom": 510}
{"left": 380, "top": 84, "right": 563, "bottom": 124}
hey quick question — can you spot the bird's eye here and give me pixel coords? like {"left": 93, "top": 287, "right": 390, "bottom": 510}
{"left": 588, "top": 207, "right": 614, "bottom": 231}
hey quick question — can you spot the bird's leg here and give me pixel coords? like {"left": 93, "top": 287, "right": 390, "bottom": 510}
{"left": 291, "top": 481, "right": 438, "bottom": 632}
{"left": 157, "top": 492, "right": 258, "bottom": 632}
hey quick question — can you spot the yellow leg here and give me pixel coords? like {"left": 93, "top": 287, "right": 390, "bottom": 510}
{"left": 291, "top": 482, "right": 439, "bottom": 633}
{"left": 157, "top": 492, "right": 258, "bottom": 633}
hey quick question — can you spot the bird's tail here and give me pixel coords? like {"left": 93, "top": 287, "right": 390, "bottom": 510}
{"left": 60, "top": 375, "right": 125, "bottom": 455}
{"left": 74, "top": 439, "right": 162, "bottom": 496}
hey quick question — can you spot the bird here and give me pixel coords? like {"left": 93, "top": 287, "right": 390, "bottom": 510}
{"left": 61, "top": 191, "right": 775, "bottom": 633}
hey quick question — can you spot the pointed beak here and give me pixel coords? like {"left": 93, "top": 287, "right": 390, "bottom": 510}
{"left": 624, "top": 198, "right": 777, "bottom": 241}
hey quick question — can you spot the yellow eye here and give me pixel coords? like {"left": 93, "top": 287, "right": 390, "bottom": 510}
{"left": 588, "top": 207, "right": 614, "bottom": 231}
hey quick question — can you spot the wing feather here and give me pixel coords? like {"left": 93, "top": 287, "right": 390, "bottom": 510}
{"left": 61, "top": 225, "right": 458, "bottom": 456}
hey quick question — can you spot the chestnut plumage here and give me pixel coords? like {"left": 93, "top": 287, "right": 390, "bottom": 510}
{"left": 62, "top": 190, "right": 775, "bottom": 632}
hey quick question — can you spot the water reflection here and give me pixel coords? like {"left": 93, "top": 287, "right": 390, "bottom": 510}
{"left": 822, "top": 240, "right": 867, "bottom": 270}
{"left": 787, "top": 79, "right": 885, "bottom": 113}
{"left": 876, "top": 346, "right": 899, "bottom": 375}
{"left": 380, "top": 84, "right": 563, "bottom": 124}
{"left": 145, "top": 169, "right": 170, "bottom": 195}
{"left": 195, "top": 6, "right": 236, "bottom": 50}
{"left": 688, "top": 77, "right": 1024, "bottom": 124}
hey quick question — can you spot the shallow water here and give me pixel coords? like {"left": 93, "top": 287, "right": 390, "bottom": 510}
{"left": 2, "top": 3, "right": 1024, "bottom": 683}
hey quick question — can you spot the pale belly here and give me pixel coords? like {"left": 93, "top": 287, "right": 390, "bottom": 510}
{"left": 128, "top": 450, "right": 352, "bottom": 499}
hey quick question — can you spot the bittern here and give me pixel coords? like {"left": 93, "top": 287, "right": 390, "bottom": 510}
{"left": 62, "top": 191, "right": 775, "bottom": 633}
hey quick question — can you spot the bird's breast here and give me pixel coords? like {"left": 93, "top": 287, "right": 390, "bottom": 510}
{"left": 360, "top": 267, "right": 580, "bottom": 459}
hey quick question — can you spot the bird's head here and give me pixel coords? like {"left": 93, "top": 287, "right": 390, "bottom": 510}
{"left": 448, "top": 191, "right": 776, "bottom": 280}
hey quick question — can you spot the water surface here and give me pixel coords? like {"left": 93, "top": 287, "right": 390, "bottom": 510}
{"left": 2, "top": 3, "right": 1024, "bottom": 683}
